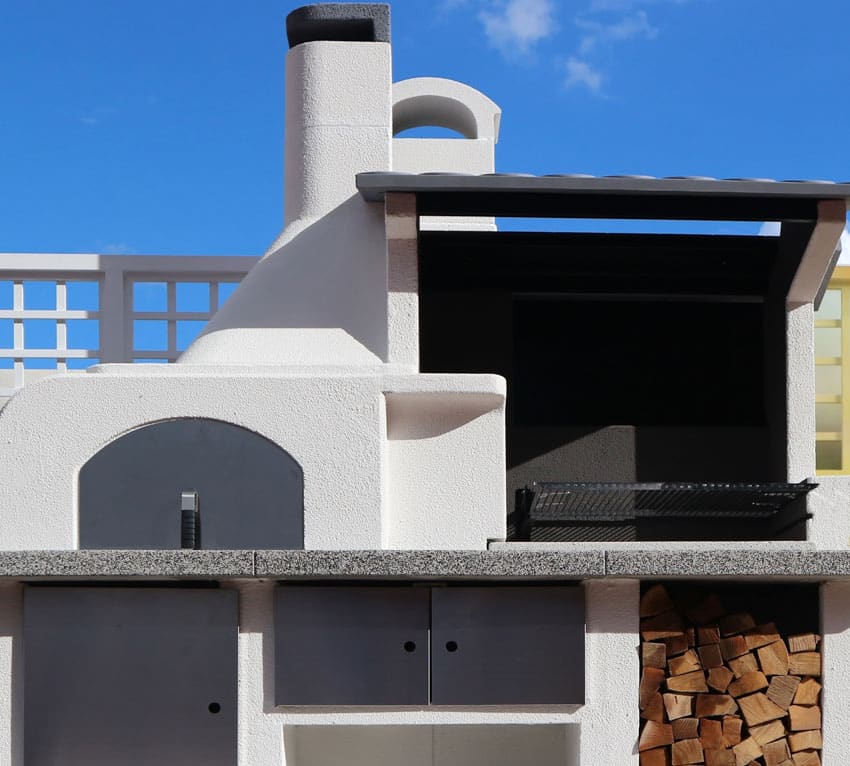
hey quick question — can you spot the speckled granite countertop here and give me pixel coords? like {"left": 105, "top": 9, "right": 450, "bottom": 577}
{"left": 0, "top": 546, "right": 849, "bottom": 580}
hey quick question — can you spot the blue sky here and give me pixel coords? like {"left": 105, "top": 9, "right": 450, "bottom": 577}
{"left": 1, "top": 0, "right": 849, "bottom": 255}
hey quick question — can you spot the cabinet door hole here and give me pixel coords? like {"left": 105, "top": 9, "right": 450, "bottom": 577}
{"left": 403, "top": 640, "right": 416, "bottom": 653}
{"left": 445, "top": 640, "right": 458, "bottom": 652}
{"left": 208, "top": 702, "right": 222, "bottom": 714}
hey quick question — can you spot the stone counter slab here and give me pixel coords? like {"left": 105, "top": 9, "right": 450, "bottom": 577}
{"left": 0, "top": 549, "right": 255, "bottom": 578}
{"left": 2, "top": 547, "right": 850, "bottom": 580}
{"left": 606, "top": 549, "right": 850, "bottom": 579}
{"left": 254, "top": 549, "right": 605, "bottom": 579}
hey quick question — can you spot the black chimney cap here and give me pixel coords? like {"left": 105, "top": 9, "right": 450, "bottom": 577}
{"left": 286, "top": 4, "right": 390, "bottom": 48}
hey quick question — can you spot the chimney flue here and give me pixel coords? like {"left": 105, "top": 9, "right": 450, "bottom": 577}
{"left": 179, "top": 3, "right": 394, "bottom": 365}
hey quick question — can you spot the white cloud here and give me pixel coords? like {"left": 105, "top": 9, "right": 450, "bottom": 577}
{"left": 564, "top": 57, "right": 604, "bottom": 92}
{"left": 589, "top": 0, "right": 690, "bottom": 10}
{"left": 79, "top": 106, "right": 116, "bottom": 128}
{"left": 479, "top": 0, "right": 557, "bottom": 56}
{"left": 577, "top": 10, "right": 657, "bottom": 55}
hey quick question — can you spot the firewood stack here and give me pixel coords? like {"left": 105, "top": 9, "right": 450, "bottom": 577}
{"left": 638, "top": 584, "right": 822, "bottom": 766}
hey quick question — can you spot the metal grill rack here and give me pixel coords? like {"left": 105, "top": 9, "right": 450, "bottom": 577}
{"left": 511, "top": 481, "right": 817, "bottom": 542}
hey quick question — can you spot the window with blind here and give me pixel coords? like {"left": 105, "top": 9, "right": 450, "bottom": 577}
{"left": 815, "top": 267, "right": 850, "bottom": 473}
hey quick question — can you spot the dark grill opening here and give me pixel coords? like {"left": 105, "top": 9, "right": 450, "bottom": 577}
{"left": 420, "top": 228, "right": 809, "bottom": 542}
{"left": 510, "top": 481, "right": 816, "bottom": 542}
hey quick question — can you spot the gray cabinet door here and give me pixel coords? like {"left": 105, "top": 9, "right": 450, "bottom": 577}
{"left": 430, "top": 585, "right": 585, "bottom": 705}
{"left": 275, "top": 585, "right": 429, "bottom": 705}
{"left": 24, "top": 587, "right": 237, "bottom": 766}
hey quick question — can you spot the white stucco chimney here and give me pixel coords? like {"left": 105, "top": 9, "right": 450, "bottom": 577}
{"left": 180, "top": 4, "right": 393, "bottom": 366}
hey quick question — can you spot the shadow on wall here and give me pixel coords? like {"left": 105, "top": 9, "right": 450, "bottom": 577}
{"left": 182, "top": 195, "right": 388, "bottom": 364}
{"left": 79, "top": 418, "right": 304, "bottom": 550}
{"left": 283, "top": 724, "right": 579, "bottom": 766}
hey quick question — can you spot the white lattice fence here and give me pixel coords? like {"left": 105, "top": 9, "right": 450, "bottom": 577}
{"left": 0, "top": 254, "right": 257, "bottom": 401}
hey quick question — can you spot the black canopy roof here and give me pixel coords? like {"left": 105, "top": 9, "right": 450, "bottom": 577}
{"left": 357, "top": 172, "right": 850, "bottom": 221}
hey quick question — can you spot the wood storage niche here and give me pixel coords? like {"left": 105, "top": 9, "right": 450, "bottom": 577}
{"left": 638, "top": 582, "right": 821, "bottom": 766}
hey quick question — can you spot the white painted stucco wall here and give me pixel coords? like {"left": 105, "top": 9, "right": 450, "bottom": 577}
{"left": 181, "top": 40, "right": 393, "bottom": 367}
{"left": 0, "top": 367, "right": 505, "bottom": 551}
{"left": 821, "top": 581, "right": 850, "bottom": 765}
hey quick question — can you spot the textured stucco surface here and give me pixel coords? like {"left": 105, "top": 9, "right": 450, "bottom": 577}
{"left": 822, "top": 581, "right": 850, "bottom": 765}
{"left": 0, "top": 584, "right": 21, "bottom": 766}
{"left": 576, "top": 580, "right": 639, "bottom": 764}
{"left": 0, "top": 369, "right": 505, "bottom": 552}
{"left": 181, "top": 41, "right": 393, "bottom": 366}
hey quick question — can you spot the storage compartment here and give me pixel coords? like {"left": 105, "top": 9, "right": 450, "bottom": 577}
{"left": 430, "top": 585, "right": 585, "bottom": 705}
{"left": 284, "top": 724, "right": 579, "bottom": 766}
{"left": 24, "top": 586, "right": 238, "bottom": 766}
{"left": 275, "top": 585, "right": 430, "bottom": 705}
{"left": 275, "top": 584, "right": 585, "bottom": 706}
{"left": 638, "top": 582, "right": 821, "bottom": 766}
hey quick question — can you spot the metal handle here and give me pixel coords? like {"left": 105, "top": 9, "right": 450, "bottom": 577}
{"left": 180, "top": 490, "right": 200, "bottom": 550}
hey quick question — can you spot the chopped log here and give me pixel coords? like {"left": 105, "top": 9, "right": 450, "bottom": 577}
{"left": 640, "top": 721, "right": 674, "bottom": 752}
{"left": 698, "top": 625, "right": 721, "bottom": 645}
{"left": 766, "top": 675, "right": 801, "bottom": 710}
{"left": 707, "top": 667, "right": 734, "bottom": 693}
{"left": 643, "top": 642, "right": 668, "bottom": 669}
{"left": 727, "top": 670, "right": 768, "bottom": 698}
{"left": 722, "top": 717, "right": 743, "bottom": 747}
{"left": 666, "top": 634, "right": 691, "bottom": 657}
{"left": 672, "top": 738, "right": 704, "bottom": 766}
{"left": 667, "top": 670, "right": 709, "bottom": 693}
{"left": 732, "top": 737, "right": 762, "bottom": 766}
{"left": 700, "top": 719, "right": 723, "bottom": 751}
{"left": 686, "top": 595, "right": 726, "bottom": 625}
{"left": 787, "top": 634, "right": 819, "bottom": 653}
{"left": 788, "top": 705, "right": 821, "bottom": 732}
{"left": 792, "top": 678, "right": 822, "bottom": 705}
{"left": 673, "top": 717, "right": 700, "bottom": 741}
{"left": 748, "top": 720, "right": 786, "bottom": 747}
{"left": 643, "top": 611, "right": 686, "bottom": 641}
{"left": 699, "top": 644, "right": 724, "bottom": 669}
{"left": 791, "top": 751, "right": 821, "bottom": 766}
{"left": 719, "top": 636, "right": 749, "bottom": 662}
{"left": 663, "top": 693, "right": 694, "bottom": 721}
{"left": 763, "top": 739, "right": 792, "bottom": 766}
{"left": 788, "top": 653, "right": 821, "bottom": 677}
{"left": 737, "top": 692, "right": 786, "bottom": 727}
{"left": 641, "top": 584, "right": 675, "bottom": 618}
{"left": 787, "top": 730, "right": 822, "bottom": 752}
{"left": 720, "top": 613, "right": 756, "bottom": 637}
{"left": 642, "top": 692, "right": 666, "bottom": 722}
{"left": 728, "top": 654, "right": 759, "bottom": 678}
{"left": 686, "top": 627, "right": 696, "bottom": 648}
{"left": 758, "top": 640, "right": 790, "bottom": 676}
{"left": 641, "top": 667, "right": 667, "bottom": 709}
{"left": 705, "top": 751, "right": 736, "bottom": 766}
{"left": 696, "top": 694, "right": 738, "bottom": 718}
{"left": 745, "top": 623, "right": 781, "bottom": 651}
{"left": 641, "top": 748, "right": 671, "bottom": 766}
{"left": 670, "top": 649, "right": 702, "bottom": 676}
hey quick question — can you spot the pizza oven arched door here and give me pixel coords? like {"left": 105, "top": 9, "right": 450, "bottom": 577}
{"left": 79, "top": 418, "right": 304, "bottom": 549}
